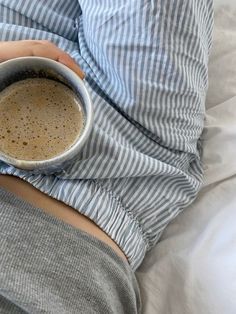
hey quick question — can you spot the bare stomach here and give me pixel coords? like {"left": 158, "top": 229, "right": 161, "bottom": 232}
{"left": 0, "top": 174, "right": 127, "bottom": 262}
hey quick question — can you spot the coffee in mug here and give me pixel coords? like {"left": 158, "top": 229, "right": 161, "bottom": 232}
{"left": 0, "top": 78, "right": 84, "bottom": 161}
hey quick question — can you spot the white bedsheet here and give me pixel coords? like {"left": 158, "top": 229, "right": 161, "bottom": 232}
{"left": 137, "top": 100, "right": 236, "bottom": 314}
{"left": 136, "top": 2, "right": 236, "bottom": 314}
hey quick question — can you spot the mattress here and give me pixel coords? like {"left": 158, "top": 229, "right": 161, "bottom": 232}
{"left": 136, "top": 2, "right": 236, "bottom": 313}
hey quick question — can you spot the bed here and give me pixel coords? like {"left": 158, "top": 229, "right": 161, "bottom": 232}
{"left": 136, "top": 1, "right": 236, "bottom": 313}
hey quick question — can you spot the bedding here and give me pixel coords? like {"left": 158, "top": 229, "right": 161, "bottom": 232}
{"left": 136, "top": 2, "right": 236, "bottom": 314}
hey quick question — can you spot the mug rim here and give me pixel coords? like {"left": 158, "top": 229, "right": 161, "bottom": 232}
{"left": 0, "top": 56, "right": 93, "bottom": 171}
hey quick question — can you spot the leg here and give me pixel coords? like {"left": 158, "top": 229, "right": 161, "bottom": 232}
{"left": 78, "top": 0, "right": 213, "bottom": 154}
{"left": 0, "top": 0, "right": 80, "bottom": 56}
{"left": 0, "top": 0, "right": 214, "bottom": 269}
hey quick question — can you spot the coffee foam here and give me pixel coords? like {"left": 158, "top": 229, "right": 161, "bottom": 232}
{"left": 0, "top": 78, "right": 84, "bottom": 161}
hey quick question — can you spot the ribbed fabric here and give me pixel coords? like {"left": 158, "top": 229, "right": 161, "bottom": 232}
{"left": 0, "top": 0, "right": 214, "bottom": 269}
{"left": 0, "top": 187, "right": 141, "bottom": 313}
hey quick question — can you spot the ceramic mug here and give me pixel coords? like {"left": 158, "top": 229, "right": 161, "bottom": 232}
{"left": 0, "top": 57, "right": 93, "bottom": 174}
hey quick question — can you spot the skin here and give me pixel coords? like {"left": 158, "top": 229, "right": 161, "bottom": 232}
{"left": 0, "top": 40, "right": 127, "bottom": 263}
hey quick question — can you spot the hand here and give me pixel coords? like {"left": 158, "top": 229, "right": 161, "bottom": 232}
{"left": 0, "top": 40, "right": 84, "bottom": 79}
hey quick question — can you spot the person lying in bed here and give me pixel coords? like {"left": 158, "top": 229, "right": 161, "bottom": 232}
{"left": 0, "top": 0, "right": 213, "bottom": 313}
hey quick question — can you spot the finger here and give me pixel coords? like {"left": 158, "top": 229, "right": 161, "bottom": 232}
{"left": 41, "top": 41, "right": 85, "bottom": 79}
{"left": 31, "top": 42, "right": 85, "bottom": 79}
{"left": 0, "top": 41, "right": 85, "bottom": 79}
{"left": 0, "top": 41, "right": 38, "bottom": 60}
{"left": 57, "top": 53, "right": 85, "bottom": 79}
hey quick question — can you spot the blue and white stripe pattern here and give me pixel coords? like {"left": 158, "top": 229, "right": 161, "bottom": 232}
{"left": 0, "top": 0, "right": 213, "bottom": 270}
